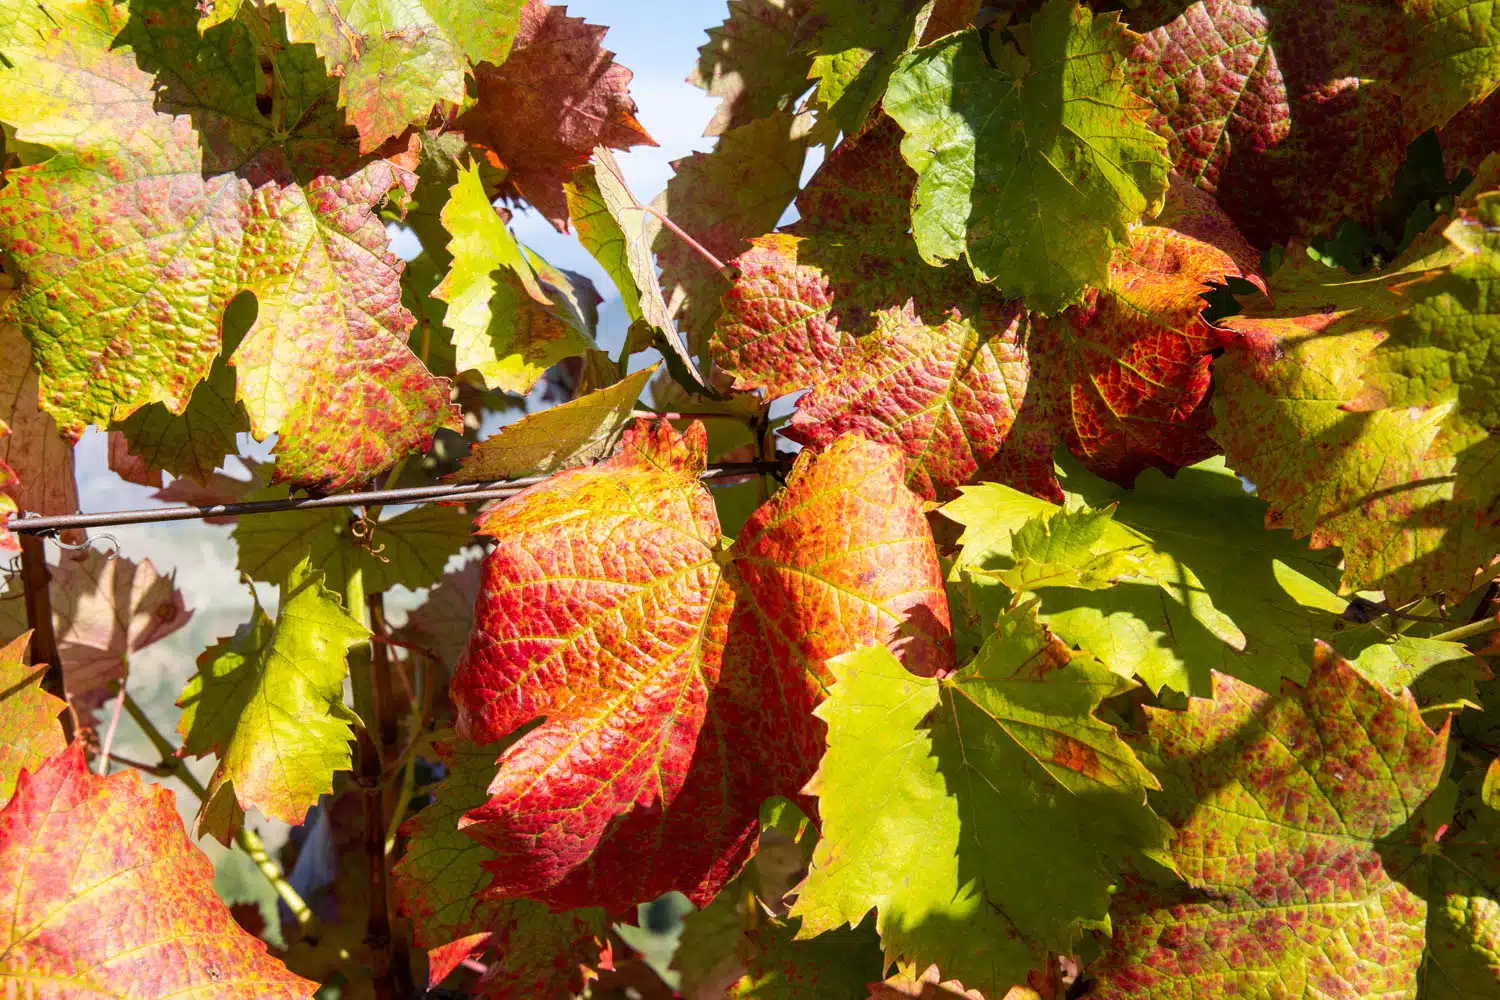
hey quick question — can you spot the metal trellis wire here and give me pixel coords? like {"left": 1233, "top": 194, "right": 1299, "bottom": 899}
{"left": 6, "top": 460, "right": 789, "bottom": 537}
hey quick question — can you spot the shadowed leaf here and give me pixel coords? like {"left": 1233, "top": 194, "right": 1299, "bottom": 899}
{"left": 457, "top": 0, "right": 656, "bottom": 229}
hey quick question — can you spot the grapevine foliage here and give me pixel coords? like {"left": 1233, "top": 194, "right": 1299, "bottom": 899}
{"left": 2, "top": 0, "right": 1500, "bottom": 997}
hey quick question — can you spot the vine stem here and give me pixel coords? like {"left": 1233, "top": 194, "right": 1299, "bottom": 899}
{"left": 19, "top": 534, "right": 73, "bottom": 742}
{"left": 622, "top": 204, "right": 733, "bottom": 279}
{"left": 1429, "top": 615, "right": 1500, "bottom": 644}
{"left": 120, "top": 693, "right": 314, "bottom": 929}
{"left": 348, "top": 575, "right": 414, "bottom": 1000}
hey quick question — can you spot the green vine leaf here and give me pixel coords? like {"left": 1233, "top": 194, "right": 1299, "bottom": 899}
{"left": 884, "top": 0, "right": 1170, "bottom": 312}
{"left": 176, "top": 556, "right": 368, "bottom": 842}
{"left": 791, "top": 606, "right": 1167, "bottom": 998}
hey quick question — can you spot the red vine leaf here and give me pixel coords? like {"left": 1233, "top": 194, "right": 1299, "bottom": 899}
{"left": 987, "top": 219, "right": 1254, "bottom": 500}
{"left": 450, "top": 420, "right": 951, "bottom": 911}
{"left": 785, "top": 301, "right": 1027, "bottom": 502}
{"left": 710, "top": 234, "right": 852, "bottom": 397}
{"left": 1125, "top": 0, "right": 1407, "bottom": 248}
{"left": 1089, "top": 644, "right": 1448, "bottom": 999}
{"left": 458, "top": 0, "right": 657, "bottom": 231}
{"left": 652, "top": 110, "right": 812, "bottom": 356}
{"left": 0, "top": 742, "right": 317, "bottom": 997}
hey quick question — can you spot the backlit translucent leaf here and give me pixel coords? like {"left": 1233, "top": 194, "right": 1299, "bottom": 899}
{"left": 434, "top": 159, "right": 593, "bottom": 393}
{"left": 1124, "top": 0, "right": 1494, "bottom": 248}
{"left": 987, "top": 219, "right": 1250, "bottom": 499}
{"left": 1366, "top": 188, "right": 1500, "bottom": 514}
{"left": 566, "top": 149, "right": 696, "bottom": 375}
{"left": 942, "top": 479, "right": 1249, "bottom": 695}
{"left": 391, "top": 735, "right": 608, "bottom": 998}
{"left": 451, "top": 421, "right": 951, "bottom": 911}
{"left": 176, "top": 557, "right": 368, "bottom": 842}
{"left": 396, "top": 558, "right": 481, "bottom": 672}
{"left": 1408, "top": 795, "right": 1500, "bottom": 999}
{"left": 0, "top": 742, "right": 317, "bottom": 997}
{"left": 785, "top": 300, "right": 1026, "bottom": 501}
{"left": 0, "top": 633, "right": 65, "bottom": 805}
{"left": 653, "top": 111, "right": 812, "bottom": 358}
{"left": 457, "top": 0, "right": 656, "bottom": 229}
{"left": 0, "top": 0, "right": 460, "bottom": 488}
{"left": 233, "top": 494, "right": 473, "bottom": 595}
{"left": 0, "top": 277, "right": 80, "bottom": 542}
{"left": 805, "top": 0, "right": 933, "bottom": 140}
{"left": 1394, "top": 0, "right": 1500, "bottom": 144}
{"left": 711, "top": 234, "right": 852, "bottom": 397}
{"left": 1089, "top": 644, "right": 1449, "bottom": 1000}
{"left": 0, "top": 550, "right": 193, "bottom": 720}
{"left": 884, "top": 0, "right": 1169, "bottom": 312}
{"left": 792, "top": 609, "right": 1166, "bottom": 998}
{"left": 691, "top": 0, "right": 815, "bottom": 136}
{"left": 992, "top": 505, "right": 1149, "bottom": 593}
{"left": 1051, "top": 456, "right": 1349, "bottom": 695}
{"left": 1214, "top": 220, "right": 1500, "bottom": 602}
{"left": 454, "top": 365, "right": 655, "bottom": 481}
{"left": 109, "top": 294, "right": 253, "bottom": 485}
{"left": 271, "top": 0, "right": 524, "bottom": 153}
{"left": 1126, "top": 1, "right": 1287, "bottom": 197}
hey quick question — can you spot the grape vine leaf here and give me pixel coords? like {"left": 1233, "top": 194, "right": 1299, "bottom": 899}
{"left": 940, "top": 480, "right": 1246, "bottom": 696}
{"left": 176, "top": 556, "right": 368, "bottom": 842}
{"left": 0, "top": 279, "right": 81, "bottom": 542}
{"left": 453, "top": 365, "right": 655, "bottom": 481}
{"left": 883, "top": 0, "right": 1170, "bottom": 313}
{"left": 652, "top": 110, "right": 813, "bottom": 358}
{"left": 869, "top": 965, "right": 987, "bottom": 999}
{"left": 0, "top": 742, "right": 317, "bottom": 997}
{"left": 1125, "top": 0, "right": 1285, "bottom": 197}
{"left": 0, "top": 0, "right": 461, "bottom": 489}
{"left": 986, "top": 214, "right": 1252, "bottom": 499}
{"left": 262, "top": 0, "right": 525, "bottom": 153}
{"left": 434, "top": 159, "right": 594, "bottom": 392}
{"left": 0, "top": 633, "right": 65, "bottom": 805}
{"left": 109, "top": 293, "right": 254, "bottom": 486}
{"left": 233, "top": 488, "right": 473, "bottom": 595}
{"left": 1364, "top": 187, "right": 1500, "bottom": 517}
{"left": 711, "top": 234, "right": 853, "bottom": 397}
{"left": 457, "top": 0, "right": 657, "bottom": 230}
{"left": 0, "top": 550, "right": 192, "bottom": 720}
{"left": 790, "top": 612, "right": 1167, "bottom": 999}
{"left": 391, "top": 734, "right": 609, "bottom": 999}
{"left": 1213, "top": 220, "right": 1500, "bottom": 602}
{"left": 1124, "top": 0, "right": 1500, "bottom": 249}
{"left": 690, "top": 0, "right": 815, "bottom": 136}
{"left": 396, "top": 558, "right": 482, "bottom": 672}
{"left": 450, "top": 420, "right": 951, "bottom": 911}
{"left": 108, "top": 430, "right": 162, "bottom": 489}
{"left": 804, "top": 0, "right": 934, "bottom": 141}
{"left": 1088, "top": 643, "right": 1451, "bottom": 1000}
{"left": 1406, "top": 790, "right": 1500, "bottom": 998}
{"left": 730, "top": 917, "right": 884, "bottom": 999}
{"left": 1051, "top": 456, "right": 1350, "bottom": 694}
{"left": 152, "top": 457, "right": 272, "bottom": 522}
{"left": 566, "top": 149, "right": 698, "bottom": 377}
{"left": 784, "top": 300, "right": 1026, "bottom": 501}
